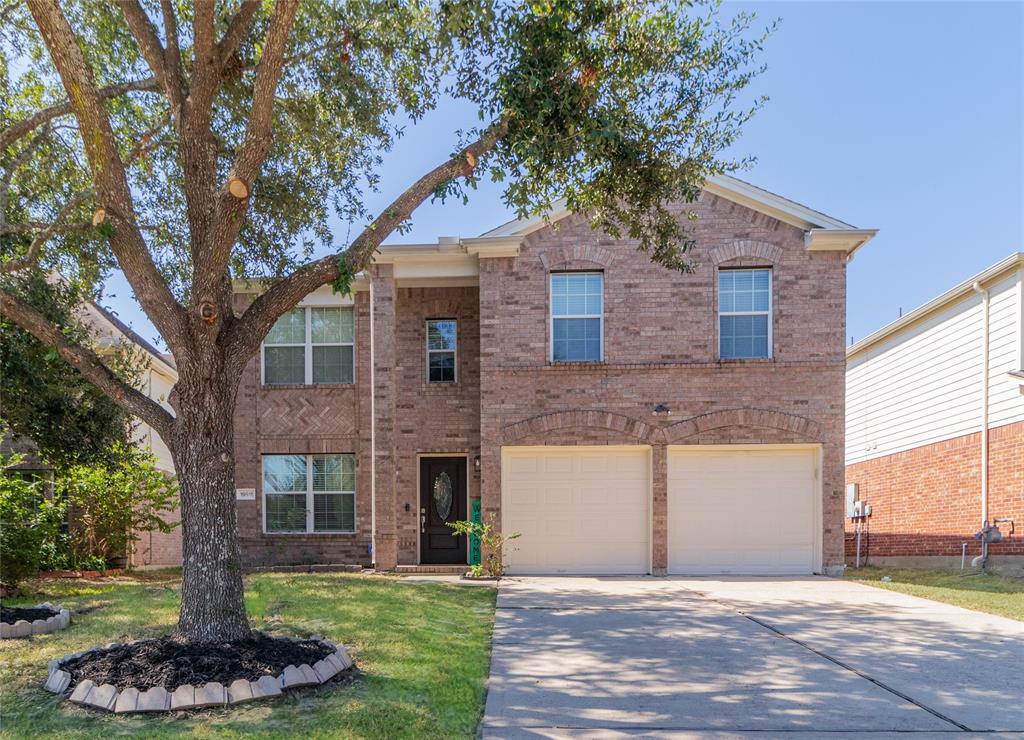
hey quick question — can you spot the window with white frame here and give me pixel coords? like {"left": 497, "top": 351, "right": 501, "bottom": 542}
{"left": 426, "top": 319, "right": 457, "bottom": 383}
{"left": 263, "top": 454, "right": 355, "bottom": 533}
{"left": 550, "top": 272, "right": 603, "bottom": 362}
{"left": 719, "top": 268, "right": 772, "bottom": 359}
{"left": 263, "top": 306, "right": 354, "bottom": 385}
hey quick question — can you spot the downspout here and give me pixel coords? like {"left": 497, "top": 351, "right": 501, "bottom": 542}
{"left": 369, "top": 279, "right": 377, "bottom": 568}
{"left": 972, "top": 281, "right": 990, "bottom": 528}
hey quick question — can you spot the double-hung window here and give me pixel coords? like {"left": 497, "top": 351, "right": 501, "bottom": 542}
{"left": 263, "top": 453, "right": 356, "bottom": 533}
{"left": 719, "top": 268, "right": 772, "bottom": 359}
{"left": 263, "top": 306, "right": 354, "bottom": 385}
{"left": 426, "top": 319, "right": 457, "bottom": 383}
{"left": 550, "top": 272, "right": 603, "bottom": 362}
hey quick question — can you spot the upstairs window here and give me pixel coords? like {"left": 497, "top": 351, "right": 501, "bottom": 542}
{"left": 263, "top": 306, "right": 354, "bottom": 385}
{"left": 263, "top": 453, "right": 355, "bottom": 533}
{"left": 426, "top": 319, "right": 458, "bottom": 383}
{"left": 719, "top": 268, "right": 772, "bottom": 359}
{"left": 551, "top": 272, "right": 603, "bottom": 362}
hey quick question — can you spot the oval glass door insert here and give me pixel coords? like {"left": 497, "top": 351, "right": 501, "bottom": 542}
{"left": 433, "top": 471, "right": 453, "bottom": 521}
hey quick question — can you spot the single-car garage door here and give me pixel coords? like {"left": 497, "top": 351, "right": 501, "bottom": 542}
{"left": 668, "top": 445, "right": 819, "bottom": 575}
{"left": 502, "top": 446, "right": 650, "bottom": 574}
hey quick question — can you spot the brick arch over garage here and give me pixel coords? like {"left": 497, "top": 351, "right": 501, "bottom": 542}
{"left": 663, "top": 408, "right": 822, "bottom": 444}
{"left": 709, "top": 239, "right": 783, "bottom": 266}
{"left": 502, "top": 410, "right": 664, "bottom": 445}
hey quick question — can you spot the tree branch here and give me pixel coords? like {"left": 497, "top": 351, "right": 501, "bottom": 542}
{"left": 0, "top": 78, "right": 161, "bottom": 151}
{"left": 25, "top": 0, "right": 189, "bottom": 353}
{"left": 227, "top": 116, "right": 511, "bottom": 369}
{"left": 196, "top": 0, "right": 299, "bottom": 307}
{"left": 218, "top": 0, "right": 261, "bottom": 66}
{"left": 0, "top": 288, "right": 175, "bottom": 441}
{"left": 0, "top": 190, "right": 90, "bottom": 274}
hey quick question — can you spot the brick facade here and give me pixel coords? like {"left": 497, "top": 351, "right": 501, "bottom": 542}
{"left": 844, "top": 420, "right": 1024, "bottom": 571}
{"left": 232, "top": 190, "right": 851, "bottom": 572}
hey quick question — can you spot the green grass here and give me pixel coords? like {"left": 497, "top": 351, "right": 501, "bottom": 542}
{"left": 846, "top": 566, "right": 1024, "bottom": 622}
{"left": 0, "top": 571, "right": 496, "bottom": 739}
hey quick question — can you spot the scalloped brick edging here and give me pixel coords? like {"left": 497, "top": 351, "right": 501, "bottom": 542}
{"left": 44, "top": 638, "right": 354, "bottom": 713}
{"left": 0, "top": 603, "right": 71, "bottom": 639}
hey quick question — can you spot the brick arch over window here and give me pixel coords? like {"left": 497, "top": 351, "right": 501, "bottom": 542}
{"left": 538, "top": 245, "right": 616, "bottom": 271}
{"left": 502, "top": 410, "right": 663, "bottom": 444}
{"left": 709, "top": 240, "right": 783, "bottom": 266}
{"left": 663, "top": 408, "right": 822, "bottom": 443}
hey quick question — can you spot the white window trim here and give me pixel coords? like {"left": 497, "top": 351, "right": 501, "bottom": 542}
{"left": 425, "top": 318, "right": 458, "bottom": 384}
{"left": 261, "top": 306, "right": 355, "bottom": 385}
{"left": 262, "top": 454, "right": 356, "bottom": 535}
{"left": 549, "top": 271, "right": 604, "bottom": 363}
{"left": 718, "top": 267, "right": 773, "bottom": 360}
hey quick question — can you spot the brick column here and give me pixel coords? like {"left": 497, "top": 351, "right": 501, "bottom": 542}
{"left": 371, "top": 264, "right": 398, "bottom": 570}
{"left": 477, "top": 258, "right": 507, "bottom": 566}
{"left": 651, "top": 443, "right": 668, "bottom": 575}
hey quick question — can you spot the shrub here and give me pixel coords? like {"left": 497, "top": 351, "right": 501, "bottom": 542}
{"left": 448, "top": 515, "right": 520, "bottom": 579}
{"left": 56, "top": 443, "right": 178, "bottom": 567}
{"left": 0, "top": 458, "right": 64, "bottom": 590}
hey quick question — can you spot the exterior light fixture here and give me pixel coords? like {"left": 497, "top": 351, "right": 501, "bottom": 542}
{"left": 474, "top": 455, "right": 481, "bottom": 471}
{"left": 653, "top": 403, "right": 671, "bottom": 415}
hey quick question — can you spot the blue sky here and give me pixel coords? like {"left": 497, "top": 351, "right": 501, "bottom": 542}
{"left": 104, "top": 0, "right": 1023, "bottom": 350}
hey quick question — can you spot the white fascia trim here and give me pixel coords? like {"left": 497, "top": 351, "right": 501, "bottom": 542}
{"left": 804, "top": 228, "right": 879, "bottom": 256}
{"left": 847, "top": 252, "right": 1024, "bottom": 359}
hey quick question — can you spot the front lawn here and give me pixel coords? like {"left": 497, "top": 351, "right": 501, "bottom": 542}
{"left": 0, "top": 571, "right": 496, "bottom": 738}
{"left": 846, "top": 566, "right": 1024, "bottom": 622}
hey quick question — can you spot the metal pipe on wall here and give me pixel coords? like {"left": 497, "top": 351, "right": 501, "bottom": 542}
{"left": 971, "top": 281, "right": 990, "bottom": 528}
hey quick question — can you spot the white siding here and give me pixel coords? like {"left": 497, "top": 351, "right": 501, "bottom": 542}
{"left": 846, "top": 270, "right": 1023, "bottom": 465}
{"left": 133, "top": 368, "right": 176, "bottom": 473}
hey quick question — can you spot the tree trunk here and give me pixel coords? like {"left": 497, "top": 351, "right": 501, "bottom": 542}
{"left": 170, "top": 375, "right": 250, "bottom": 643}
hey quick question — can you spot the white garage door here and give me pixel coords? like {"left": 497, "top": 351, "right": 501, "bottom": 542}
{"left": 668, "top": 446, "right": 819, "bottom": 575}
{"left": 502, "top": 446, "right": 650, "bottom": 574}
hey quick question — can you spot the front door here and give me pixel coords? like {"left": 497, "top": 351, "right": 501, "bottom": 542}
{"left": 420, "top": 456, "right": 467, "bottom": 564}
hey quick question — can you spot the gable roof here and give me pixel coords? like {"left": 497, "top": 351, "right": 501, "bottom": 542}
{"left": 482, "top": 173, "right": 876, "bottom": 256}
{"left": 847, "top": 252, "right": 1024, "bottom": 359}
{"left": 82, "top": 301, "right": 178, "bottom": 379}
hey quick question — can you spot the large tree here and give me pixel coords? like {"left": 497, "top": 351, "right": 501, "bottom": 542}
{"left": 1, "top": 0, "right": 769, "bottom": 642}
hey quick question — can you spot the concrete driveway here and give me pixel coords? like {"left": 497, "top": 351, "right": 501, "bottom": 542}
{"left": 482, "top": 576, "right": 1024, "bottom": 737}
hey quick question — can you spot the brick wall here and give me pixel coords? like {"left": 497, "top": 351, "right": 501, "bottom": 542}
{"left": 845, "top": 419, "right": 1024, "bottom": 562}
{"left": 233, "top": 290, "right": 374, "bottom": 567}
{"left": 478, "top": 192, "right": 849, "bottom": 571}
{"left": 393, "top": 286, "right": 481, "bottom": 564}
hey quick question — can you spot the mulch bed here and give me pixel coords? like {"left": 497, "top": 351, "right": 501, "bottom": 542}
{"left": 1, "top": 605, "right": 57, "bottom": 624}
{"left": 63, "top": 632, "right": 335, "bottom": 691}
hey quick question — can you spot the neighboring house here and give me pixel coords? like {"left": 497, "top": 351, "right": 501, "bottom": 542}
{"left": 846, "top": 254, "right": 1024, "bottom": 576}
{"left": 79, "top": 302, "right": 181, "bottom": 568}
{"left": 2, "top": 302, "right": 181, "bottom": 568}
{"left": 233, "top": 174, "right": 876, "bottom": 576}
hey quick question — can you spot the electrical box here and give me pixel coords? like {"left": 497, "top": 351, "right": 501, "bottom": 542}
{"left": 846, "top": 483, "right": 859, "bottom": 518}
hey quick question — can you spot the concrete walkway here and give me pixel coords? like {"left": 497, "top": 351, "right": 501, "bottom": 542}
{"left": 482, "top": 576, "right": 1024, "bottom": 738}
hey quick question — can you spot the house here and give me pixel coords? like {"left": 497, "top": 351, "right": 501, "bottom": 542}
{"left": 79, "top": 302, "right": 181, "bottom": 568}
{"left": 846, "top": 254, "right": 1024, "bottom": 576}
{"left": 2, "top": 301, "right": 181, "bottom": 568}
{"left": 232, "top": 175, "right": 877, "bottom": 575}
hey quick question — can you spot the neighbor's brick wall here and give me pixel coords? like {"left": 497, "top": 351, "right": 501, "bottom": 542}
{"left": 478, "top": 191, "right": 849, "bottom": 571}
{"left": 845, "top": 419, "right": 1024, "bottom": 561}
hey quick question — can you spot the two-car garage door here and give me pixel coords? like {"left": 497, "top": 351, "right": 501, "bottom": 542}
{"left": 502, "top": 445, "right": 819, "bottom": 575}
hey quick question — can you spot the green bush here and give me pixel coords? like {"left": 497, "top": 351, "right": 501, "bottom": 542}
{"left": 57, "top": 443, "right": 178, "bottom": 567}
{"left": 0, "top": 463, "right": 64, "bottom": 590}
{"left": 448, "top": 515, "right": 520, "bottom": 579}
